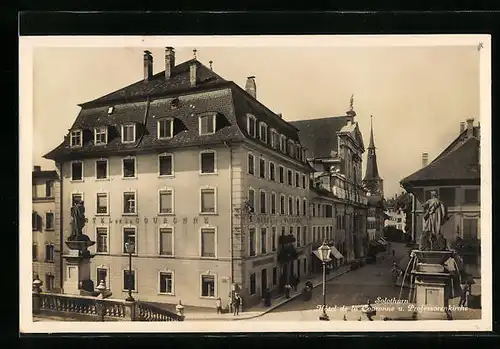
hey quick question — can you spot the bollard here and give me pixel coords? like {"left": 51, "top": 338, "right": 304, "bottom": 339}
{"left": 32, "top": 278, "right": 43, "bottom": 314}
{"left": 175, "top": 300, "right": 185, "bottom": 317}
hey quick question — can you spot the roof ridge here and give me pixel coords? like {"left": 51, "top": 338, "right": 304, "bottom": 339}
{"left": 290, "top": 115, "right": 349, "bottom": 123}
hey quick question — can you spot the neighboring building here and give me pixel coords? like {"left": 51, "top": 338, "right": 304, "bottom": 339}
{"left": 32, "top": 166, "right": 61, "bottom": 292}
{"left": 366, "top": 194, "right": 385, "bottom": 240}
{"left": 291, "top": 97, "right": 369, "bottom": 263}
{"left": 44, "top": 48, "right": 312, "bottom": 308}
{"left": 400, "top": 118, "right": 480, "bottom": 277}
{"left": 384, "top": 207, "right": 406, "bottom": 232}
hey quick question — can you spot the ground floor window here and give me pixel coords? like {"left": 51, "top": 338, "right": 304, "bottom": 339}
{"left": 45, "top": 274, "right": 55, "bottom": 291}
{"left": 97, "top": 268, "right": 108, "bottom": 287}
{"left": 303, "top": 259, "right": 307, "bottom": 274}
{"left": 159, "top": 272, "right": 173, "bottom": 294}
{"left": 250, "top": 273, "right": 256, "bottom": 295}
{"left": 272, "top": 267, "right": 277, "bottom": 286}
{"left": 201, "top": 274, "right": 215, "bottom": 297}
{"left": 123, "top": 270, "right": 136, "bottom": 291}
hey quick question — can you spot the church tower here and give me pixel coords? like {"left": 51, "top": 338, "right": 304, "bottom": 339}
{"left": 363, "top": 116, "right": 384, "bottom": 197}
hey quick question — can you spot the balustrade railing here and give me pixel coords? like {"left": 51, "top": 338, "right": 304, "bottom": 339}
{"left": 35, "top": 292, "right": 184, "bottom": 321}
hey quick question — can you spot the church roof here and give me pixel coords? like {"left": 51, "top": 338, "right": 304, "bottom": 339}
{"left": 363, "top": 117, "right": 381, "bottom": 181}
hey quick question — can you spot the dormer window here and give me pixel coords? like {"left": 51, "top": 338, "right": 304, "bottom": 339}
{"left": 280, "top": 135, "right": 287, "bottom": 153}
{"left": 107, "top": 106, "right": 114, "bottom": 115}
{"left": 247, "top": 115, "right": 256, "bottom": 137}
{"left": 70, "top": 130, "right": 82, "bottom": 148}
{"left": 296, "top": 145, "right": 302, "bottom": 160}
{"left": 199, "top": 113, "right": 216, "bottom": 135}
{"left": 121, "top": 124, "right": 136, "bottom": 143}
{"left": 288, "top": 140, "right": 295, "bottom": 157}
{"left": 94, "top": 126, "right": 108, "bottom": 145}
{"left": 170, "top": 98, "right": 180, "bottom": 109}
{"left": 259, "top": 122, "right": 268, "bottom": 143}
{"left": 158, "top": 118, "right": 174, "bottom": 139}
{"left": 270, "top": 129, "right": 279, "bottom": 149}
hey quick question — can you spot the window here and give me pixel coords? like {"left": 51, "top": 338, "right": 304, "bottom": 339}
{"left": 303, "top": 226, "right": 307, "bottom": 245}
{"left": 259, "top": 122, "right": 268, "bottom": 143}
{"left": 248, "top": 153, "right": 255, "bottom": 175}
{"left": 303, "top": 259, "right": 307, "bottom": 274}
{"left": 302, "top": 199, "right": 307, "bottom": 217}
{"left": 97, "top": 268, "right": 108, "bottom": 287}
{"left": 159, "top": 228, "right": 173, "bottom": 256}
{"left": 121, "top": 124, "right": 136, "bottom": 143}
{"left": 280, "top": 195, "right": 285, "bottom": 215}
{"left": 158, "top": 154, "right": 173, "bottom": 176}
{"left": 45, "top": 244, "right": 54, "bottom": 262}
{"left": 200, "top": 151, "right": 216, "bottom": 174}
{"left": 159, "top": 189, "right": 174, "bottom": 214}
{"left": 296, "top": 198, "right": 300, "bottom": 216}
{"left": 71, "top": 161, "right": 83, "bottom": 181}
{"left": 322, "top": 226, "right": 326, "bottom": 241}
{"left": 271, "top": 129, "right": 279, "bottom": 149}
{"left": 326, "top": 205, "right": 333, "bottom": 218}
{"left": 158, "top": 119, "right": 174, "bottom": 139}
{"left": 123, "top": 270, "right": 136, "bottom": 291}
{"left": 271, "top": 192, "right": 277, "bottom": 214}
{"left": 45, "top": 212, "right": 54, "bottom": 230}
{"left": 96, "top": 192, "right": 108, "bottom": 214}
{"left": 261, "top": 227, "right": 267, "bottom": 254}
{"left": 288, "top": 197, "right": 293, "bottom": 215}
{"left": 123, "top": 192, "right": 136, "bottom": 214}
{"left": 272, "top": 267, "right": 277, "bottom": 285}
{"left": 201, "top": 275, "right": 215, "bottom": 297}
{"left": 248, "top": 188, "right": 255, "bottom": 213}
{"left": 108, "top": 106, "right": 114, "bottom": 114}
{"left": 313, "top": 226, "right": 316, "bottom": 242}
{"left": 297, "top": 226, "right": 301, "bottom": 247}
{"left": 279, "top": 166, "right": 284, "bottom": 184}
{"left": 250, "top": 273, "right": 256, "bottom": 295}
{"left": 260, "top": 190, "right": 267, "bottom": 214}
{"left": 288, "top": 140, "right": 295, "bottom": 157}
{"left": 287, "top": 169, "right": 293, "bottom": 186}
{"left": 312, "top": 204, "right": 316, "bottom": 217}
{"left": 45, "top": 274, "right": 55, "bottom": 291}
{"left": 159, "top": 272, "right": 173, "bottom": 294}
{"left": 123, "top": 227, "right": 136, "bottom": 254}
{"left": 259, "top": 158, "right": 266, "bottom": 178}
{"left": 199, "top": 114, "right": 215, "bottom": 135}
{"left": 200, "top": 188, "right": 216, "bottom": 213}
{"left": 463, "top": 218, "right": 478, "bottom": 240}
{"left": 201, "top": 228, "right": 216, "bottom": 257}
{"left": 45, "top": 180, "right": 53, "bottom": 197}
{"left": 32, "top": 244, "right": 38, "bottom": 261}
{"left": 297, "top": 145, "right": 302, "bottom": 160}
{"left": 280, "top": 135, "right": 287, "bottom": 153}
{"left": 94, "top": 126, "right": 108, "bottom": 145}
{"left": 464, "top": 188, "right": 479, "bottom": 204}
{"left": 96, "top": 159, "right": 108, "bottom": 179}
{"left": 302, "top": 174, "right": 306, "bottom": 189}
{"left": 269, "top": 162, "right": 276, "bottom": 181}
{"left": 249, "top": 227, "right": 256, "bottom": 256}
{"left": 96, "top": 227, "right": 108, "bottom": 253}
{"left": 295, "top": 172, "right": 300, "bottom": 187}
{"left": 272, "top": 226, "right": 277, "bottom": 251}
{"left": 122, "top": 157, "right": 136, "bottom": 178}
{"left": 70, "top": 130, "right": 82, "bottom": 147}
{"left": 247, "top": 115, "right": 256, "bottom": 137}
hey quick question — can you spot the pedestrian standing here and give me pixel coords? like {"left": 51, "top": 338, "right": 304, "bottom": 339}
{"left": 284, "top": 284, "right": 291, "bottom": 298}
{"left": 216, "top": 297, "right": 222, "bottom": 314}
{"left": 459, "top": 282, "right": 467, "bottom": 307}
{"left": 232, "top": 293, "right": 241, "bottom": 316}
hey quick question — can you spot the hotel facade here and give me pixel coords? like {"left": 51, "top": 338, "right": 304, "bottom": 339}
{"left": 45, "top": 48, "right": 314, "bottom": 308}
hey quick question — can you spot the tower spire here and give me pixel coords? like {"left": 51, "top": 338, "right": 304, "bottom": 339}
{"left": 363, "top": 115, "right": 383, "bottom": 197}
{"left": 368, "top": 115, "right": 375, "bottom": 149}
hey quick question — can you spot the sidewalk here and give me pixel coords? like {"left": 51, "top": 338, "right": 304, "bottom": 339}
{"left": 186, "top": 264, "right": 352, "bottom": 321}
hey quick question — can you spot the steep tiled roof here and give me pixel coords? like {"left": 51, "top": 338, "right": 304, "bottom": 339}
{"left": 290, "top": 116, "right": 350, "bottom": 159}
{"left": 430, "top": 126, "right": 480, "bottom": 164}
{"left": 400, "top": 137, "right": 480, "bottom": 185}
{"left": 80, "top": 59, "right": 227, "bottom": 108}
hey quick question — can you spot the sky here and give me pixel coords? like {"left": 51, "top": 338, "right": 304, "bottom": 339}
{"left": 32, "top": 44, "right": 480, "bottom": 198}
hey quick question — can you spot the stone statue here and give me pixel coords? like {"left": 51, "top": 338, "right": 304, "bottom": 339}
{"left": 69, "top": 201, "right": 89, "bottom": 242}
{"left": 419, "top": 191, "right": 448, "bottom": 251}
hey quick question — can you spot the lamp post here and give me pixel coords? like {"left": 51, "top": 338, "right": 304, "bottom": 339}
{"left": 317, "top": 241, "right": 332, "bottom": 321}
{"left": 124, "top": 239, "right": 135, "bottom": 302}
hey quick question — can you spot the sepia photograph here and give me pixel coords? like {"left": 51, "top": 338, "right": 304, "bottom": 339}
{"left": 20, "top": 35, "right": 491, "bottom": 333}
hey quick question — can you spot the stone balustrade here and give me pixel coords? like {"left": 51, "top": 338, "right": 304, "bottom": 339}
{"left": 34, "top": 292, "right": 184, "bottom": 321}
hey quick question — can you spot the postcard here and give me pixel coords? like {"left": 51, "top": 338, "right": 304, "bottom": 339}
{"left": 20, "top": 34, "right": 491, "bottom": 333}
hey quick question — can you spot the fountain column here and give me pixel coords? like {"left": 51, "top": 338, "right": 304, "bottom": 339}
{"left": 63, "top": 240, "right": 96, "bottom": 295}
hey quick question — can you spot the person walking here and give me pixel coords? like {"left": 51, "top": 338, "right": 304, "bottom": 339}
{"left": 232, "top": 293, "right": 241, "bottom": 316}
{"left": 392, "top": 249, "right": 395, "bottom": 257}
{"left": 216, "top": 297, "right": 222, "bottom": 314}
{"left": 284, "top": 283, "right": 292, "bottom": 298}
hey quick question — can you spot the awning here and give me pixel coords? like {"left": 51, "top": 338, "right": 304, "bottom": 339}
{"left": 330, "top": 246, "right": 344, "bottom": 260}
{"left": 377, "top": 239, "right": 388, "bottom": 246}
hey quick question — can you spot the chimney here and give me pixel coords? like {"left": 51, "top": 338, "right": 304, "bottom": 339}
{"left": 422, "top": 153, "right": 429, "bottom": 168}
{"left": 460, "top": 122, "right": 466, "bottom": 134}
{"left": 245, "top": 76, "right": 257, "bottom": 99}
{"left": 143, "top": 50, "right": 153, "bottom": 82}
{"left": 33, "top": 165, "right": 41, "bottom": 172}
{"left": 277, "top": 113, "right": 283, "bottom": 118}
{"left": 466, "top": 118, "right": 474, "bottom": 137}
{"left": 190, "top": 61, "right": 197, "bottom": 87}
{"left": 164, "top": 47, "right": 175, "bottom": 80}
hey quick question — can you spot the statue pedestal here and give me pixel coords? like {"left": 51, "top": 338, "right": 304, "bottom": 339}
{"left": 411, "top": 253, "right": 453, "bottom": 320}
{"left": 62, "top": 240, "right": 96, "bottom": 295}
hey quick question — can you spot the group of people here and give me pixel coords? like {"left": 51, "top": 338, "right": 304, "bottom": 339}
{"left": 215, "top": 293, "right": 243, "bottom": 316}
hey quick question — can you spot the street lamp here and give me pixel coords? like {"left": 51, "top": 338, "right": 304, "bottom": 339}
{"left": 317, "top": 241, "right": 332, "bottom": 321}
{"left": 124, "top": 239, "right": 135, "bottom": 302}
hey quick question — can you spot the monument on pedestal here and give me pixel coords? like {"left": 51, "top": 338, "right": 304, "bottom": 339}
{"left": 62, "top": 201, "right": 97, "bottom": 295}
{"left": 401, "top": 191, "right": 462, "bottom": 320}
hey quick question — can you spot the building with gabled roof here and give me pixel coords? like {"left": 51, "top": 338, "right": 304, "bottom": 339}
{"left": 44, "top": 48, "right": 314, "bottom": 309}
{"left": 400, "top": 118, "right": 480, "bottom": 277}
